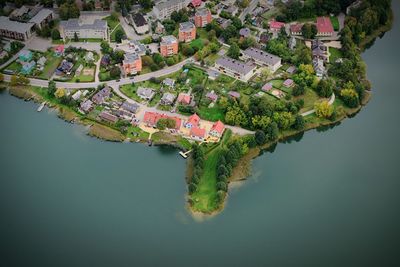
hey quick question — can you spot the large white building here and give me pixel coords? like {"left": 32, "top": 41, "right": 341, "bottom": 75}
{"left": 0, "top": 16, "right": 34, "bottom": 41}
{"left": 242, "top": 47, "right": 282, "bottom": 72}
{"left": 152, "top": 0, "right": 190, "bottom": 20}
{"left": 59, "top": 19, "right": 108, "bottom": 41}
{"left": 215, "top": 57, "right": 256, "bottom": 82}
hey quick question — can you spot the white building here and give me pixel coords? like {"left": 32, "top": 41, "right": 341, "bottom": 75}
{"left": 215, "top": 57, "right": 256, "bottom": 82}
{"left": 0, "top": 16, "right": 34, "bottom": 41}
{"left": 242, "top": 47, "right": 282, "bottom": 72}
{"left": 152, "top": 0, "right": 190, "bottom": 20}
{"left": 59, "top": 19, "right": 108, "bottom": 41}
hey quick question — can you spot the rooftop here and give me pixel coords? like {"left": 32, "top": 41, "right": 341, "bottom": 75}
{"left": 316, "top": 17, "right": 334, "bottom": 33}
{"left": 28, "top": 8, "right": 53, "bottom": 24}
{"left": 132, "top": 13, "right": 147, "bottom": 27}
{"left": 123, "top": 52, "right": 140, "bottom": 64}
{"left": 216, "top": 57, "right": 256, "bottom": 75}
{"left": 161, "top": 35, "right": 178, "bottom": 45}
{"left": 243, "top": 47, "right": 281, "bottom": 66}
{"left": 0, "top": 16, "right": 34, "bottom": 34}
{"left": 179, "top": 21, "right": 195, "bottom": 32}
{"left": 60, "top": 19, "right": 107, "bottom": 30}
{"left": 195, "top": 8, "right": 210, "bottom": 17}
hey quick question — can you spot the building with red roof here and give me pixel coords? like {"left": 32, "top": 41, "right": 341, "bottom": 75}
{"left": 269, "top": 20, "right": 285, "bottom": 32}
{"left": 209, "top": 120, "right": 225, "bottom": 138}
{"left": 185, "top": 113, "right": 200, "bottom": 129}
{"left": 316, "top": 17, "right": 334, "bottom": 37}
{"left": 54, "top": 44, "right": 64, "bottom": 56}
{"left": 290, "top": 24, "right": 303, "bottom": 36}
{"left": 143, "top": 112, "right": 182, "bottom": 130}
{"left": 191, "top": 0, "right": 202, "bottom": 8}
{"left": 177, "top": 93, "right": 191, "bottom": 105}
{"left": 190, "top": 127, "right": 206, "bottom": 141}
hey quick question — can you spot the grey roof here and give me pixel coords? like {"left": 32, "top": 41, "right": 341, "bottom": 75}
{"left": 239, "top": 27, "right": 251, "bottom": 37}
{"left": 163, "top": 78, "right": 175, "bottom": 87}
{"left": 121, "top": 101, "right": 140, "bottom": 113}
{"left": 137, "top": 87, "right": 155, "bottom": 99}
{"left": 123, "top": 52, "right": 140, "bottom": 64}
{"left": 243, "top": 47, "right": 281, "bottom": 66}
{"left": 0, "top": 16, "right": 34, "bottom": 34}
{"left": 160, "top": 35, "right": 178, "bottom": 45}
{"left": 179, "top": 21, "right": 195, "bottom": 32}
{"left": 29, "top": 8, "right": 53, "bottom": 24}
{"left": 60, "top": 19, "right": 107, "bottom": 31}
{"left": 154, "top": 0, "right": 187, "bottom": 10}
{"left": 196, "top": 8, "right": 210, "bottom": 17}
{"left": 129, "top": 40, "right": 147, "bottom": 54}
{"left": 216, "top": 57, "right": 256, "bottom": 75}
{"left": 161, "top": 92, "right": 176, "bottom": 103}
{"left": 132, "top": 13, "right": 147, "bottom": 27}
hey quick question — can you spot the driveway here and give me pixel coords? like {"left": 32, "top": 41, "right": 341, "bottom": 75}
{"left": 118, "top": 15, "right": 150, "bottom": 41}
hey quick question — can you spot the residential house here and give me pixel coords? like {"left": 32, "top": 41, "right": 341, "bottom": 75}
{"left": 101, "top": 54, "right": 111, "bottom": 66}
{"left": 290, "top": 23, "right": 302, "bottom": 36}
{"left": 262, "top": 82, "right": 273, "bottom": 92}
{"left": 19, "top": 50, "right": 32, "bottom": 61}
{"left": 121, "top": 101, "right": 140, "bottom": 113}
{"left": 239, "top": 27, "right": 251, "bottom": 38}
{"left": 72, "top": 90, "right": 82, "bottom": 100}
{"left": 155, "top": 21, "right": 165, "bottom": 34}
{"left": 99, "top": 111, "right": 119, "bottom": 124}
{"left": 128, "top": 40, "right": 147, "bottom": 56}
{"left": 143, "top": 111, "right": 182, "bottom": 130}
{"left": 185, "top": 113, "right": 200, "bottom": 129}
{"left": 312, "top": 39, "right": 328, "bottom": 62}
{"left": 269, "top": 20, "right": 285, "bottom": 33}
{"left": 194, "top": 8, "right": 212, "bottom": 28}
{"left": 92, "top": 86, "right": 112, "bottom": 104}
{"left": 289, "top": 36, "right": 296, "bottom": 50}
{"left": 191, "top": 0, "right": 202, "bottom": 8}
{"left": 215, "top": 57, "right": 256, "bottom": 82}
{"left": 177, "top": 93, "right": 191, "bottom": 105}
{"left": 21, "top": 61, "right": 36, "bottom": 74}
{"left": 242, "top": 47, "right": 282, "bottom": 72}
{"left": 190, "top": 127, "right": 206, "bottom": 141}
{"left": 122, "top": 52, "right": 142, "bottom": 75}
{"left": 59, "top": 19, "right": 108, "bottom": 41}
{"left": 163, "top": 78, "right": 175, "bottom": 88}
{"left": 286, "top": 66, "right": 296, "bottom": 74}
{"left": 132, "top": 13, "right": 149, "bottom": 34}
{"left": 283, "top": 79, "right": 294, "bottom": 87}
{"left": 209, "top": 120, "right": 225, "bottom": 138}
{"left": 152, "top": 0, "right": 190, "bottom": 20}
{"left": 206, "top": 91, "right": 218, "bottom": 102}
{"left": 137, "top": 87, "right": 155, "bottom": 100}
{"left": 56, "top": 60, "right": 73, "bottom": 75}
{"left": 228, "top": 91, "right": 240, "bottom": 99}
{"left": 225, "top": 5, "right": 238, "bottom": 16}
{"left": 0, "top": 16, "right": 34, "bottom": 41}
{"left": 259, "top": 32, "right": 270, "bottom": 44}
{"left": 316, "top": 17, "right": 334, "bottom": 37}
{"left": 85, "top": 51, "right": 94, "bottom": 62}
{"left": 179, "top": 22, "right": 196, "bottom": 43}
{"left": 54, "top": 44, "right": 64, "bottom": 56}
{"left": 313, "top": 58, "right": 326, "bottom": 77}
{"left": 80, "top": 99, "right": 93, "bottom": 113}
{"left": 160, "top": 92, "right": 176, "bottom": 105}
{"left": 160, "top": 35, "right": 179, "bottom": 57}
{"left": 37, "top": 56, "right": 46, "bottom": 67}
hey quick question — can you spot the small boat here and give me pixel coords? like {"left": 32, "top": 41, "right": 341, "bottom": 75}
{"left": 37, "top": 102, "right": 46, "bottom": 112}
{"left": 179, "top": 151, "right": 188, "bottom": 159}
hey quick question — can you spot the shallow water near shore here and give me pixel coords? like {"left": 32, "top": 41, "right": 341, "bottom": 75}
{"left": 1, "top": 2, "right": 400, "bottom": 266}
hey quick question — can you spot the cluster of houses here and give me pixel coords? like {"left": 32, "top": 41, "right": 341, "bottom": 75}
{"left": 8, "top": 49, "right": 47, "bottom": 75}
{"left": 143, "top": 111, "right": 225, "bottom": 142}
{"left": 311, "top": 39, "right": 329, "bottom": 77}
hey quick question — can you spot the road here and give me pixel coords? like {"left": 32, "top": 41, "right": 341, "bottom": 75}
{"left": 239, "top": 0, "right": 259, "bottom": 22}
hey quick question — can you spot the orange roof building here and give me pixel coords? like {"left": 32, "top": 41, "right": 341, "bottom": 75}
{"left": 122, "top": 52, "right": 142, "bottom": 75}
{"left": 178, "top": 22, "right": 196, "bottom": 43}
{"left": 185, "top": 113, "right": 200, "bottom": 129}
{"left": 190, "top": 127, "right": 206, "bottom": 141}
{"left": 160, "top": 35, "right": 179, "bottom": 57}
{"left": 209, "top": 120, "right": 225, "bottom": 137}
{"left": 143, "top": 112, "right": 182, "bottom": 130}
{"left": 194, "top": 8, "right": 212, "bottom": 28}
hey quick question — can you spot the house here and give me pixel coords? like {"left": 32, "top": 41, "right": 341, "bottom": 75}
{"left": 195, "top": 8, "right": 212, "bottom": 28}
{"left": 209, "top": 120, "right": 225, "bottom": 138}
{"left": 177, "top": 93, "right": 191, "bottom": 105}
{"left": 259, "top": 32, "right": 270, "bottom": 44}
{"left": 37, "top": 56, "right": 46, "bottom": 66}
{"left": 283, "top": 79, "right": 294, "bottom": 88}
{"left": 207, "top": 69, "right": 220, "bottom": 80}
{"left": 190, "top": 127, "right": 206, "bottom": 141}
{"left": 101, "top": 54, "right": 111, "bottom": 66}
{"left": 312, "top": 39, "right": 328, "bottom": 62}
{"left": 132, "top": 13, "right": 149, "bottom": 34}
{"left": 289, "top": 36, "right": 297, "bottom": 50}
{"left": 152, "top": 0, "right": 190, "bottom": 20}
{"left": 185, "top": 113, "right": 200, "bottom": 129}
{"left": 225, "top": 5, "right": 238, "bottom": 16}
{"left": 316, "top": 17, "right": 334, "bottom": 37}
{"left": 54, "top": 45, "right": 65, "bottom": 56}
{"left": 215, "top": 57, "right": 256, "bottom": 82}
{"left": 99, "top": 111, "right": 119, "bottom": 124}
{"left": 346, "top": 0, "right": 363, "bottom": 15}
{"left": 122, "top": 52, "right": 142, "bottom": 75}
{"left": 191, "top": 0, "right": 202, "bottom": 8}
{"left": 19, "top": 50, "right": 32, "bottom": 61}
{"left": 121, "top": 101, "right": 140, "bottom": 113}
{"left": 163, "top": 78, "right": 175, "bottom": 88}
{"left": 228, "top": 91, "right": 240, "bottom": 99}
{"left": 143, "top": 111, "right": 182, "bottom": 130}
{"left": 206, "top": 91, "right": 218, "bottom": 102}
{"left": 239, "top": 27, "right": 251, "bottom": 38}
{"left": 290, "top": 23, "right": 302, "bottom": 36}
{"left": 286, "top": 66, "right": 296, "bottom": 74}
{"left": 160, "top": 93, "right": 176, "bottom": 105}
{"left": 242, "top": 47, "right": 282, "bottom": 72}
{"left": 72, "top": 90, "right": 82, "bottom": 100}
{"left": 155, "top": 21, "right": 165, "bottom": 34}
{"left": 0, "top": 16, "right": 34, "bottom": 41}
{"left": 21, "top": 61, "right": 36, "bottom": 74}
{"left": 56, "top": 60, "right": 74, "bottom": 75}
{"left": 92, "top": 86, "right": 112, "bottom": 104}
{"left": 269, "top": 20, "right": 285, "bottom": 32}
{"left": 85, "top": 51, "right": 94, "bottom": 62}
{"left": 59, "top": 19, "right": 108, "bottom": 41}
{"left": 262, "top": 82, "right": 273, "bottom": 92}
{"left": 178, "top": 22, "right": 196, "bottom": 43}
{"left": 160, "top": 35, "right": 179, "bottom": 57}
{"left": 216, "top": 17, "right": 231, "bottom": 29}
{"left": 28, "top": 8, "right": 54, "bottom": 30}
{"left": 137, "top": 87, "right": 155, "bottom": 100}
{"left": 313, "top": 58, "right": 326, "bottom": 77}
{"left": 80, "top": 99, "right": 93, "bottom": 113}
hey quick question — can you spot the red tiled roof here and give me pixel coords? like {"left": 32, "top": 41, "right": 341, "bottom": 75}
{"left": 187, "top": 113, "right": 200, "bottom": 126}
{"left": 270, "top": 20, "right": 285, "bottom": 30}
{"left": 55, "top": 45, "right": 64, "bottom": 53}
{"left": 192, "top": 0, "right": 202, "bottom": 7}
{"left": 143, "top": 112, "right": 182, "bottom": 129}
{"left": 177, "top": 93, "right": 191, "bottom": 105}
{"left": 191, "top": 127, "right": 206, "bottom": 138}
{"left": 211, "top": 120, "right": 225, "bottom": 134}
{"left": 316, "top": 17, "right": 334, "bottom": 34}
{"left": 290, "top": 24, "right": 302, "bottom": 33}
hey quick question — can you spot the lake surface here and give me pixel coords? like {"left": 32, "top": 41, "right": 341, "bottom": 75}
{"left": 1, "top": 4, "right": 400, "bottom": 267}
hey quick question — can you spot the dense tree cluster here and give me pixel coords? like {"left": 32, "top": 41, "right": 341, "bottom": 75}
{"left": 188, "top": 145, "right": 205, "bottom": 194}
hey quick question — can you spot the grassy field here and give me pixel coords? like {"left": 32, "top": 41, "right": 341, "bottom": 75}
{"left": 38, "top": 52, "right": 62, "bottom": 79}
{"left": 120, "top": 84, "right": 144, "bottom": 103}
{"left": 103, "top": 16, "right": 119, "bottom": 30}
{"left": 197, "top": 106, "right": 225, "bottom": 122}
{"left": 110, "top": 25, "right": 125, "bottom": 42}
{"left": 296, "top": 88, "right": 321, "bottom": 113}
{"left": 330, "top": 16, "right": 340, "bottom": 31}
{"left": 190, "top": 38, "right": 204, "bottom": 50}
{"left": 329, "top": 47, "right": 343, "bottom": 62}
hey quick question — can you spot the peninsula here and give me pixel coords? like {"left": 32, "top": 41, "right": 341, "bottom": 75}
{"left": 0, "top": 0, "right": 393, "bottom": 216}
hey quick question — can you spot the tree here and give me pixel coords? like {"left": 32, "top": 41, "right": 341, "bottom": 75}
{"left": 302, "top": 23, "right": 318, "bottom": 39}
{"left": 316, "top": 78, "right": 334, "bottom": 98}
{"left": 114, "top": 29, "right": 125, "bottom": 43}
{"left": 292, "top": 85, "right": 305, "bottom": 96}
{"left": 156, "top": 118, "right": 176, "bottom": 130}
{"left": 293, "top": 115, "right": 305, "bottom": 130}
{"left": 217, "top": 181, "right": 227, "bottom": 192}
{"left": 225, "top": 105, "right": 248, "bottom": 126}
{"left": 227, "top": 43, "right": 240, "bottom": 59}
{"left": 188, "top": 183, "right": 197, "bottom": 193}
{"left": 255, "top": 130, "right": 266, "bottom": 145}
{"left": 55, "top": 88, "right": 66, "bottom": 98}
{"left": 314, "top": 100, "right": 333, "bottom": 118}
{"left": 110, "top": 11, "right": 119, "bottom": 21}
{"left": 100, "top": 41, "right": 112, "bottom": 54}
{"left": 59, "top": 2, "right": 80, "bottom": 20}
{"left": 139, "top": 0, "right": 153, "bottom": 9}
{"left": 0, "top": 73, "right": 3, "bottom": 82}
{"left": 73, "top": 32, "right": 79, "bottom": 42}
{"left": 340, "top": 88, "right": 359, "bottom": 108}
{"left": 109, "top": 66, "right": 121, "bottom": 79}
{"left": 48, "top": 80, "right": 57, "bottom": 96}
{"left": 10, "top": 75, "right": 18, "bottom": 86}
{"left": 51, "top": 29, "right": 61, "bottom": 40}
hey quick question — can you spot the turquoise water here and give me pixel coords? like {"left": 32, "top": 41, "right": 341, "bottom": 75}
{"left": 1, "top": 3, "right": 400, "bottom": 266}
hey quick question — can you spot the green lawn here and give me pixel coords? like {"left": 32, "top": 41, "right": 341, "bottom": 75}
{"left": 120, "top": 84, "right": 143, "bottom": 103}
{"left": 330, "top": 16, "right": 340, "bottom": 31}
{"left": 127, "top": 126, "right": 149, "bottom": 140}
{"left": 3, "top": 61, "right": 21, "bottom": 73}
{"left": 329, "top": 47, "right": 343, "bottom": 62}
{"left": 190, "top": 38, "right": 205, "bottom": 50}
{"left": 37, "top": 53, "right": 62, "bottom": 79}
{"left": 296, "top": 88, "right": 321, "bottom": 113}
{"left": 110, "top": 25, "right": 125, "bottom": 42}
{"left": 197, "top": 106, "right": 225, "bottom": 122}
{"left": 103, "top": 16, "right": 120, "bottom": 30}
